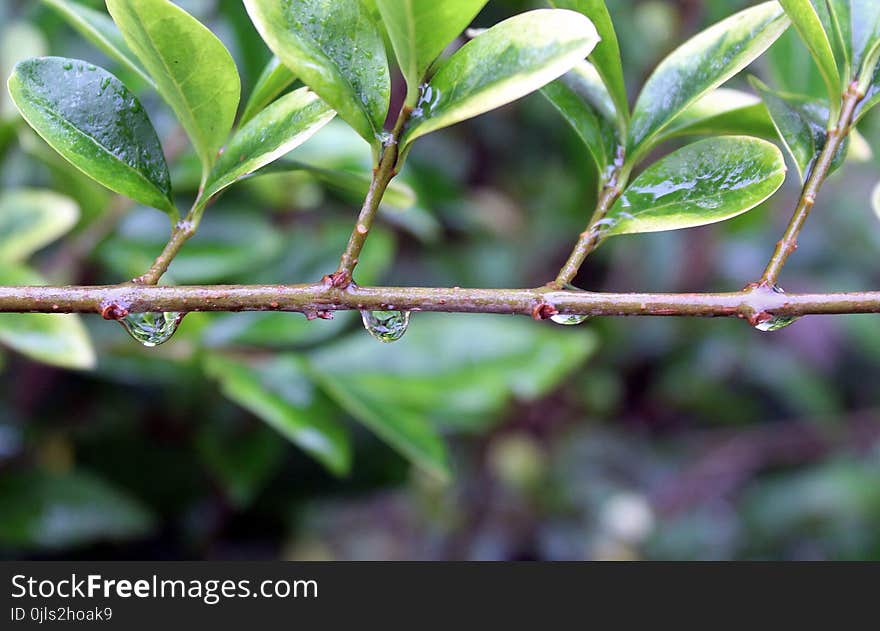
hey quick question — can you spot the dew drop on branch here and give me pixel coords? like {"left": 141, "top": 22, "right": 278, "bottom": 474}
{"left": 360, "top": 310, "right": 410, "bottom": 343}
{"left": 753, "top": 285, "right": 798, "bottom": 332}
{"left": 120, "top": 312, "right": 185, "bottom": 347}
{"left": 550, "top": 314, "right": 590, "bottom": 326}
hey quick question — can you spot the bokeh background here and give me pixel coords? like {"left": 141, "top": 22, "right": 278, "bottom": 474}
{"left": 1, "top": 0, "right": 879, "bottom": 561}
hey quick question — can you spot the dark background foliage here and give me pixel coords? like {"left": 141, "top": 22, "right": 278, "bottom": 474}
{"left": 1, "top": 0, "right": 879, "bottom": 560}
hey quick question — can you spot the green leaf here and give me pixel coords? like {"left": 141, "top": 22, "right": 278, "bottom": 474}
{"left": 604, "top": 136, "right": 787, "bottom": 237}
{"left": 0, "top": 468, "right": 154, "bottom": 549}
{"left": 376, "top": 0, "right": 488, "bottom": 103}
{"left": 750, "top": 77, "right": 848, "bottom": 182}
{"left": 824, "top": 0, "right": 852, "bottom": 80}
{"left": 779, "top": 0, "right": 841, "bottom": 120}
{"left": 0, "top": 189, "right": 79, "bottom": 263}
{"left": 0, "top": 21, "right": 47, "bottom": 120}
{"left": 628, "top": 1, "right": 789, "bottom": 159}
{"left": 7, "top": 57, "right": 175, "bottom": 216}
{"left": 660, "top": 89, "right": 777, "bottom": 140}
{"left": 402, "top": 9, "right": 600, "bottom": 148}
{"left": 0, "top": 264, "right": 95, "bottom": 370}
{"left": 548, "top": 0, "right": 628, "bottom": 128}
{"left": 106, "top": 0, "right": 240, "bottom": 173}
{"left": 204, "top": 353, "right": 351, "bottom": 476}
{"left": 239, "top": 55, "right": 297, "bottom": 126}
{"left": 42, "top": 0, "right": 153, "bottom": 88}
{"left": 202, "top": 87, "right": 335, "bottom": 202}
{"left": 541, "top": 78, "right": 608, "bottom": 175}
{"left": 851, "top": 0, "right": 880, "bottom": 76}
{"left": 244, "top": 0, "right": 390, "bottom": 149}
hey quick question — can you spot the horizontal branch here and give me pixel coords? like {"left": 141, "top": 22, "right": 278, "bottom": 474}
{"left": 0, "top": 283, "right": 879, "bottom": 322}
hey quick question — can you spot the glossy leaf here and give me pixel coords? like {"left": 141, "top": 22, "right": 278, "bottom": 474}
{"left": 8, "top": 57, "right": 175, "bottom": 215}
{"left": 0, "top": 469, "right": 154, "bottom": 549}
{"left": 402, "top": 9, "right": 600, "bottom": 148}
{"left": 375, "top": 0, "right": 488, "bottom": 102}
{"left": 106, "top": 0, "right": 241, "bottom": 172}
{"left": 541, "top": 78, "right": 608, "bottom": 175}
{"left": 0, "top": 264, "right": 95, "bottom": 370}
{"left": 0, "top": 190, "right": 79, "bottom": 263}
{"left": 549, "top": 0, "right": 628, "bottom": 127}
{"left": 628, "top": 1, "right": 789, "bottom": 158}
{"left": 660, "top": 89, "right": 777, "bottom": 141}
{"left": 204, "top": 353, "right": 351, "bottom": 476}
{"left": 604, "top": 136, "right": 786, "bottom": 237}
{"left": 202, "top": 87, "right": 335, "bottom": 202}
{"left": 244, "top": 0, "right": 389, "bottom": 148}
{"left": 239, "top": 56, "right": 297, "bottom": 126}
{"left": 779, "top": 0, "right": 841, "bottom": 117}
{"left": 42, "top": 0, "right": 153, "bottom": 87}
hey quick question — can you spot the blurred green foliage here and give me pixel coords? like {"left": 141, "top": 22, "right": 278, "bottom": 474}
{"left": 0, "top": 0, "right": 878, "bottom": 560}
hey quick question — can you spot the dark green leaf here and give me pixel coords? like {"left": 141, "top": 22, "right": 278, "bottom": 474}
{"left": 541, "top": 78, "right": 608, "bottom": 175}
{"left": 628, "top": 2, "right": 789, "bottom": 159}
{"left": 204, "top": 353, "right": 351, "bottom": 476}
{"left": 605, "top": 136, "right": 787, "bottom": 237}
{"left": 239, "top": 56, "right": 297, "bottom": 126}
{"left": 0, "top": 189, "right": 79, "bottom": 263}
{"left": 402, "top": 9, "right": 600, "bottom": 148}
{"left": 203, "top": 87, "right": 335, "bottom": 202}
{"left": 376, "top": 0, "right": 488, "bottom": 102}
{"left": 7, "top": 57, "right": 175, "bottom": 215}
{"left": 106, "top": 0, "right": 241, "bottom": 173}
{"left": 244, "top": 0, "right": 390, "bottom": 150}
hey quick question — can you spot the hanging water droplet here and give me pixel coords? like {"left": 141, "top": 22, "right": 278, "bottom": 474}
{"left": 120, "top": 312, "right": 184, "bottom": 347}
{"left": 360, "top": 310, "right": 410, "bottom": 343}
{"left": 550, "top": 314, "right": 590, "bottom": 326}
{"left": 753, "top": 285, "right": 798, "bottom": 332}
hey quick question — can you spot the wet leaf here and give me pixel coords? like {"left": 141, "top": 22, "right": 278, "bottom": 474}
{"left": 376, "top": 0, "right": 488, "bottom": 102}
{"left": 660, "top": 89, "right": 777, "bottom": 141}
{"left": 7, "top": 57, "right": 175, "bottom": 216}
{"left": 549, "top": 0, "right": 629, "bottom": 128}
{"left": 244, "top": 0, "right": 389, "bottom": 150}
{"left": 0, "top": 468, "right": 154, "bottom": 549}
{"left": 401, "top": 9, "right": 600, "bottom": 148}
{"left": 106, "top": 0, "right": 241, "bottom": 173}
{"left": 204, "top": 353, "right": 351, "bottom": 476}
{"left": 42, "top": 0, "right": 153, "bottom": 88}
{"left": 628, "top": 2, "right": 789, "bottom": 160}
{"left": 779, "top": 0, "right": 841, "bottom": 117}
{"left": 239, "top": 56, "right": 297, "bottom": 126}
{"left": 605, "top": 136, "right": 786, "bottom": 237}
{"left": 203, "top": 87, "right": 335, "bottom": 202}
{"left": 0, "top": 264, "right": 95, "bottom": 370}
{"left": 0, "top": 189, "right": 79, "bottom": 263}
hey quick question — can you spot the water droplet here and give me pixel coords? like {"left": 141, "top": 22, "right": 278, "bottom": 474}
{"left": 550, "top": 314, "right": 590, "bottom": 326}
{"left": 376, "top": 131, "right": 394, "bottom": 147}
{"left": 753, "top": 285, "right": 798, "bottom": 332}
{"left": 360, "top": 310, "right": 410, "bottom": 343}
{"left": 120, "top": 312, "right": 184, "bottom": 347}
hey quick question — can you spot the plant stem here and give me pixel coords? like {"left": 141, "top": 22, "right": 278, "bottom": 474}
{"left": 552, "top": 147, "right": 627, "bottom": 288}
{"left": 759, "top": 81, "right": 864, "bottom": 286}
{"left": 1, "top": 282, "right": 879, "bottom": 320}
{"left": 333, "top": 108, "right": 412, "bottom": 287}
{"left": 133, "top": 218, "right": 197, "bottom": 285}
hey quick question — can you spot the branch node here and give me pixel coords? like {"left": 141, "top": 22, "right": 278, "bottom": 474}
{"left": 100, "top": 303, "right": 129, "bottom": 321}
{"left": 532, "top": 303, "right": 559, "bottom": 321}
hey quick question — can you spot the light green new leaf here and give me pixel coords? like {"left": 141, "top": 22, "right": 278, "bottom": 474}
{"left": 0, "top": 264, "right": 95, "bottom": 370}
{"left": 202, "top": 87, "right": 335, "bottom": 202}
{"left": 779, "top": 0, "right": 841, "bottom": 121}
{"left": 8, "top": 57, "right": 175, "bottom": 216}
{"left": 541, "top": 78, "right": 608, "bottom": 175}
{"left": 604, "top": 136, "right": 786, "bottom": 237}
{"left": 402, "top": 9, "right": 600, "bottom": 148}
{"left": 244, "top": 0, "right": 389, "bottom": 149}
{"left": 42, "top": 0, "right": 153, "bottom": 87}
{"left": 750, "top": 77, "right": 848, "bottom": 182}
{"left": 106, "top": 0, "right": 240, "bottom": 173}
{"left": 660, "top": 89, "right": 777, "bottom": 141}
{"left": 239, "top": 56, "right": 297, "bottom": 126}
{"left": 1, "top": 22, "right": 47, "bottom": 120}
{"left": 376, "top": 0, "right": 488, "bottom": 103}
{"left": 204, "top": 353, "right": 351, "bottom": 476}
{"left": 0, "top": 190, "right": 79, "bottom": 263}
{"left": 549, "top": 0, "right": 629, "bottom": 127}
{"left": 628, "top": 1, "right": 789, "bottom": 159}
